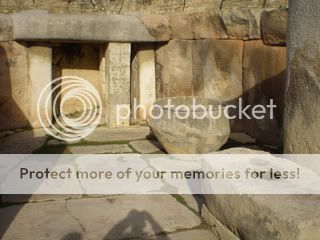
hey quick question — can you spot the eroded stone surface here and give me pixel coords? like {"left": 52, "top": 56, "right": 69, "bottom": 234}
{"left": 192, "top": 39, "right": 243, "bottom": 102}
{"left": 220, "top": 8, "right": 262, "bottom": 40}
{"left": 284, "top": 0, "right": 320, "bottom": 153}
{"left": 149, "top": 97, "right": 230, "bottom": 154}
{"left": 202, "top": 204, "right": 240, "bottom": 240}
{"left": 131, "top": 44, "right": 156, "bottom": 122}
{"left": 150, "top": 229, "right": 215, "bottom": 240}
{"left": 156, "top": 39, "right": 243, "bottom": 100}
{"left": 155, "top": 40, "right": 193, "bottom": 98}
{"left": 0, "top": 41, "right": 30, "bottom": 130}
{"left": 139, "top": 15, "right": 170, "bottom": 40}
{"left": 229, "top": 133, "right": 256, "bottom": 144}
{"left": 28, "top": 44, "right": 52, "bottom": 128}
{"left": 0, "top": 0, "right": 222, "bottom": 14}
{"left": 261, "top": 9, "right": 288, "bottom": 46}
{"left": 105, "top": 43, "right": 131, "bottom": 128}
{"left": 243, "top": 40, "right": 286, "bottom": 146}
{"left": 12, "top": 11, "right": 170, "bottom": 42}
{"left": 204, "top": 194, "right": 320, "bottom": 240}
{"left": 66, "top": 195, "right": 201, "bottom": 239}
{"left": 129, "top": 140, "right": 163, "bottom": 154}
{"left": 0, "top": 129, "right": 48, "bottom": 154}
{"left": 0, "top": 200, "right": 82, "bottom": 240}
{"left": 203, "top": 148, "right": 320, "bottom": 240}
{"left": 169, "top": 12, "right": 227, "bottom": 40}
{"left": 68, "top": 144, "right": 133, "bottom": 154}
{"left": 0, "top": 14, "right": 12, "bottom": 41}
{"left": 84, "top": 127, "right": 150, "bottom": 142}
{"left": 265, "top": 0, "right": 288, "bottom": 8}
{"left": 221, "top": 0, "right": 265, "bottom": 8}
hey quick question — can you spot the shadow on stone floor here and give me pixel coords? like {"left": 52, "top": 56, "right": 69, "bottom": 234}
{"left": 61, "top": 210, "right": 171, "bottom": 240}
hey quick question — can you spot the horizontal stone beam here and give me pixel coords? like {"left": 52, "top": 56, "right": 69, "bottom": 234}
{"left": 1, "top": 10, "right": 170, "bottom": 42}
{"left": 0, "top": 9, "right": 288, "bottom": 43}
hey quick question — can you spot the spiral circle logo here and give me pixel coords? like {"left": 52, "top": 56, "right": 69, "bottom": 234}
{"left": 37, "top": 76, "right": 102, "bottom": 142}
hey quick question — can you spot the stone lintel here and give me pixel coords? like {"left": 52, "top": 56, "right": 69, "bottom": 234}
{"left": 8, "top": 10, "right": 169, "bottom": 42}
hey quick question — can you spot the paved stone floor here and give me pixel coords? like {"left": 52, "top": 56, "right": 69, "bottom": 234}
{"left": 0, "top": 195, "right": 215, "bottom": 240}
{"left": 0, "top": 127, "right": 164, "bottom": 154}
{"left": 0, "top": 126, "right": 274, "bottom": 239}
{"left": 0, "top": 127, "right": 214, "bottom": 239}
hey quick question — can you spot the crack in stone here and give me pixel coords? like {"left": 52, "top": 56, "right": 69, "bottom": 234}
{"left": 64, "top": 200, "right": 86, "bottom": 234}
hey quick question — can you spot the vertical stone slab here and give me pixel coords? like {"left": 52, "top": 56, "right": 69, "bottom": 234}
{"left": 105, "top": 43, "right": 131, "bottom": 128}
{"left": 155, "top": 40, "right": 193, "bottom": 98}
{"left": 284, "top": 0, "right": 320, "bottom": 153}
{"left": 0, "top": 41, "right": 29, "bottom": 130}
{"left": 131, "top": 44, "right": 156, "bottom": 123}
{"left": 99, "top": 43, "right": 107, "bottom": 125}
{"left": 28, "top": 44, "right": 52, "bottom": 128}
{"left": 243, "top": 40, "right": 286, "bottom": 145}
{"left": 192, "top": 39, "right": 243, "bottom": 102}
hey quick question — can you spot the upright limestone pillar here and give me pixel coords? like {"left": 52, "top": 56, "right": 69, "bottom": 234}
{"left": 105, "top": 43, "right": 131, "bottom": 128}
{"left": 28, "top": 45, "right": 52, "bottom": 128}
{"left": 284, "top": 0, "right": 320, "bottom": 153}
{"left": 131, "top": 44, "right": 156, "bottom": 123}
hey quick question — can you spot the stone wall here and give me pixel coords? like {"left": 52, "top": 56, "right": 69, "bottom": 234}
{"left": 284, "top": 0, "right": 320, "bottom": 153}
{"left": 155, "top": 7, "right": 288, "bottom": 146}
{"left": 0, "top": 0, "right": 288, "bottom": 14}
{"left": 0, "top": 0, "right": 288, "bottom": 145}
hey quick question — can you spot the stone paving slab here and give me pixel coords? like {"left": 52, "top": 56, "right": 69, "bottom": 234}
{"left": 0, "top": 129, "right": 48, "bottom": 154}
{"left": 0, "top": 200, "right": 82, "bottom": 240}
{"left": 84, "top": 127, "right": 151, "bottom": 143}
{"left": 68, "top": 144, "right": 133, "bottom": 154}
{"left": 229, "top": 133, "right": 256, "bottom": 144}
{"left": 129, "top": 140, "right": 163, "bottom": 154}
{"left": 0, "top": 130, "right": 15, "bottom": 139}
{"left": 0, "top": 195, "right": 203, "bottom": 240}
{"left": 150, "top": 229, "right": 216, "bottom": 240}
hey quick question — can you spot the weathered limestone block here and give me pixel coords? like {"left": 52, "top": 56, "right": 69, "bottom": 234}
{"left": 0, "top": 41, "right": 30, "bottom": 130}
{"left": 139, "top": 15, "right": 170, "bottom": 41}
{"left": 149, "top": 97, "right": 230, "bottom": 154}
{"left": 205, "top": 192, "right": 320, "bottom": 240}
{"left": 221, "top": 0, "right": 265, "bottom": 8}
{"left": 220, "top": 8, "right": 263, "bottom": 40}
{"left": 284, "top": 0, "right": 320, "bottom": 153}
{"left": 243, "top": 40, "right": 286, "bottom": 145}
{"left": 192, "top": 39, "right": 243, "bottom": 102}
{"left": 203, "top": 148, "right": 320, "bottom": 240}
{"left": 155, "top": 40, "right": 193, "bottom": 98}
{"left": 0, "top": 14, "right": 12, "bottom": 41}
{"left": 11, "top": 10, "right": 170, "bottom": 42}
{"left": 261, "top": 9, "right": 288, "bottom": 46}
{"left": 99, "top": 44, "right": 107, "bottom": 125}
{"left": 131, "top": 44, "right": 156, "bottom": 122}
{"left": 105, "top": 43, "right": 131, "bottom": 128}
{"left": 28, "top": 44, "right": 52, "bottom": 128}
{"left": 265, "top": 0, "right": 288, "bottom": 8}
{"left": 0, "top": 0, "right": 222, "bottom": 14}
{"left": 169, "top": 12, "right": 228, "bottom": 40}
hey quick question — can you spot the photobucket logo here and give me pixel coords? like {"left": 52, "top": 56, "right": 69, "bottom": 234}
{"left": 116, "top": 97, "right": 276, "bottom": 125}
{"left": 37, "top": 76, "right": 102, "bottom": 142}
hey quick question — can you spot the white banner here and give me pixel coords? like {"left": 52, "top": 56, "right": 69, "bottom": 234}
{"left": 0, "top": 154, "right": 319, "bottom": 194}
